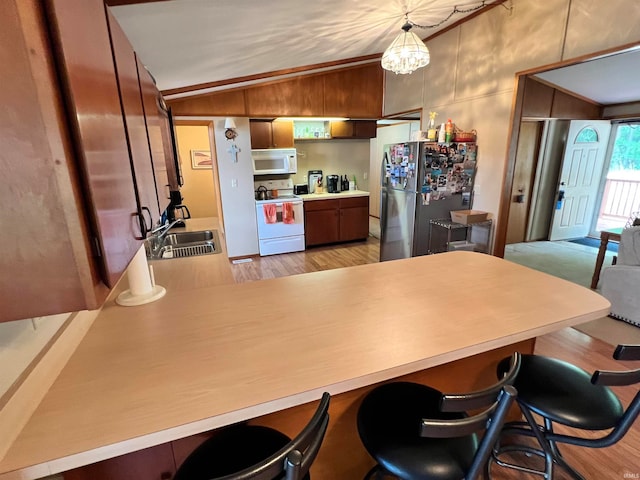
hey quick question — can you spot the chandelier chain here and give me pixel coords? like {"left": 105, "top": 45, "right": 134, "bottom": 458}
{"left": 407, "top": 1, "right": 488, "bottom": 29}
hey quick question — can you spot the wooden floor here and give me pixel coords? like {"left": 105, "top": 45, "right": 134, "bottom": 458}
{"left": 229, "top": 236, "right": 380, "bottom": 283}
{"left": 230, "top": 238, "right": 640, "bottom": 479}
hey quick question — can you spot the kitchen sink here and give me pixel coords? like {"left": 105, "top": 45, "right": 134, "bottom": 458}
{"left": 163, "top": 230, "right": 214, "bottom": 246}
{"left": 147, "top": 229, "right": 222, "bottom": 260}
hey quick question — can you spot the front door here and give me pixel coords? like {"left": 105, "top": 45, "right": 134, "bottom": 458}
{"left": 549, "top": 120, "right": 611, "bottom": 241}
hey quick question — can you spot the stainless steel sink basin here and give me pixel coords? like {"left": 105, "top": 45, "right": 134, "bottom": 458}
{"left": 147, "top": 229, "right": 222, "bottom": 260}
{"left": 163, "top": 230, "right": 214, "bottom": 246}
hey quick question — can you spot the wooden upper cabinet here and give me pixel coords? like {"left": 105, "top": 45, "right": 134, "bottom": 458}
{"left": 137, "top": 56, "right": 172, "bottom": 214}
{"left": 330, "top": 120, "right": 377, "bottom": 139}
{"left": 46, "top": 0, "right": 142, "bottom": 288}
{"left": 323, "top": 64, "right": 383, "bottom": 118}
{"left": 245, "top": 76, "right": 324, "bottom": 116}
{"left": 107, "top": 10, "right": 161, "bottom": 230}
{"left": 0, "top": 0, "right": 115, "bottom": 322}
{"left": 249, "top": 120, "right": 294, "bottom": 149}
{"left": 249, "top": 120, "right": 273, "bottom": 149}
{"left": 271, "top": 120, "right": 294, "bottom": 147}
{"left": 168, "top": 89, "right": 246, "bottom": 116}
{"left": 158, "top": 105, "right": 181, "bottom": 191}
{"left": 167, "top": 64, "right": 383, "bottom": 119}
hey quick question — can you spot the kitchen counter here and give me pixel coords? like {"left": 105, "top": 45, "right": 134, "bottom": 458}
{"left": 0, "top": 251, "right": 609, "bottom": 479}
{"left": 298, "top": 190, "right": 369, "bottom": 201}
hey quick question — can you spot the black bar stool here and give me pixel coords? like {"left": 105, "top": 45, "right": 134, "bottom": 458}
{"left": 173, "top": 392, "right": 330, "bottom": 480}
{"left": 356, "top": 353, "right": 520, "bottom": 480}
{"left": 493, "top": 345, "right": 640, "bottom": 479}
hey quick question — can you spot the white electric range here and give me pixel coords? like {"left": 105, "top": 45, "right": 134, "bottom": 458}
{"left": 254, "top": 178, "right": 305, "bottom": 256}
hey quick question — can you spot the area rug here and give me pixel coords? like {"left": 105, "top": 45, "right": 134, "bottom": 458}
{"left": 568, "top": 236, "right": 618, "bottom": 253}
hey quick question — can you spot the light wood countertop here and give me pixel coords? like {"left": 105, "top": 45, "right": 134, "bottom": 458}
{"left": 298, "top": 190, "right": 369, "bottom": 201}
{"left": 0, "top": 252, "right": 609, "bottom": 479}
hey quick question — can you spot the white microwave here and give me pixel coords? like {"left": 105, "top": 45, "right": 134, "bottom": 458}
{"left": 252, "top": 148, "right": 297, "bottom": 175}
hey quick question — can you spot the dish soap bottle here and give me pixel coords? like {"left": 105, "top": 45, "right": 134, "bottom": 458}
{"left": 445, "top": 119, "right": 454, "bottom": 143}
{"left": 427, "top": 111, "right": 437, "bottom": 141}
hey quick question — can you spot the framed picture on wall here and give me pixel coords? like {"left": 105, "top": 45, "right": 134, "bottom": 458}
{"left": 191, "top": 150, "right": 212, "bottom": 169}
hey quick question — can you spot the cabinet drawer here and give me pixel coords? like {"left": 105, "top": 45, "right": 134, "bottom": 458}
{"left": 303, "top": 199, "right": 340, "bottom": 211}
{"left": 339, "top": 196, "right": 369, "bottom": 208}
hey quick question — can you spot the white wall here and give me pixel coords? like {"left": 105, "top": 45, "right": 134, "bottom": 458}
{"left": 178, "top": 117, "right": 259, "bottom": 257}
{"left": 383, "top": 0, "right": 640, "bottom": 229}
{"left": 0, "top": 314, "right": 69, "bottom": 399}
{"left": 212, "top": 117, "right": 259, "bottom": 257}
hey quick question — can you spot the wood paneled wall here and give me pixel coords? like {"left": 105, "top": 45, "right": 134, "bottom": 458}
{"left": 166, "top": 64, "right": 383, "bottom": 119}
{"left": 521, "top": 77, "right": 602, "bottom": 120}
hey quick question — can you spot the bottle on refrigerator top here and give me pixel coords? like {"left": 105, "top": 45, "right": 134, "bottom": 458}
{"left": 438, "top": 123, "right": 446, "bottom": 143}
{"left": 445, "top": 119, "right": 454, "bottom": 143}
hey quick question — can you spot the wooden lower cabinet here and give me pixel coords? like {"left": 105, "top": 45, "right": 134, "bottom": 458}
{"left": 63, "top": 443, "right": 176, "bottom": 480}
{"left": 304, "top": 197, "right": 369, "bottom": 247}
{"left": 339, "top": 197, "right": 370, "bottom": 242}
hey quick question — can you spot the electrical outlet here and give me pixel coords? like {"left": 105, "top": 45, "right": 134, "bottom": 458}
{"left": 231, "top": 179, "right": 238, "bottom": 188}
{"left": 363, "top": 172, "right": 368, "bottom": 180}
{"left": 303, "top": 175, "right": 307, "bottom": 182}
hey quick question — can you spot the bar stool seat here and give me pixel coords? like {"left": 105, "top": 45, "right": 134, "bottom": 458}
{"left": 494, "top": 346, "right": 640, "bottom": 480}
{"left": 357, "top": 353, "right": 520, "bottom": 480}
{"left": 174, "top": 392, "right": 330, "bottom": 480}
{"left": 174, "top": 425, "right": 297, "bottom": 480}
{"left": 509, "top": 355, "right": 623, "bottom": 430}
{"left": 357, "top": 382, "right": 471, "bottom": 480}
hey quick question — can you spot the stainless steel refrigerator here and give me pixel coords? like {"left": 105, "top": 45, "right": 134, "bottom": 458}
{"left": 380, "top": 141, "right": 478, "bottom": 261}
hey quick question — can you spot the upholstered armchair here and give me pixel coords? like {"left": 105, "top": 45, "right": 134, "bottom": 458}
{"left": 601, "top": 224, "right": 640, "bottom": 327}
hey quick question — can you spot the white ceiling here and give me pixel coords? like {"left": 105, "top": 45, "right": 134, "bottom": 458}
{"left": 111, "top": 1, "right": 640, "bottom": 105}
{"left": 110, "top": 0, "right": 493, "bottom": 92}
{"left": 534, "top": 48, "right": 640, "bottom": 105}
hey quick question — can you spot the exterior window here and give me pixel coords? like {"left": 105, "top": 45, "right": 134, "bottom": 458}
{"left": 575, "top": 127, "right": 598, "bottom": 143}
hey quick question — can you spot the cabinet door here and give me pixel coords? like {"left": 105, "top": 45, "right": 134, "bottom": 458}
{"left": 330, "top": 121, "right": 354, "bottom": 138}
{"left": 305, "top": 209, "right": 340, "bottom": 246}
{"left": 46, "top": 0, "right": 141, "bottom": 288}
{"left": 354, "top": 120, "right": 378, "bottom": 139}
{"left": 339, "top": 197, "right": 369, "bottom": 242}
{"left": 107, "top": 10, "right": 160, "bottom": 231}
{"left": 137, "top": 55, "right": 171, "bottom": 215}
{"left": 250, "top": 120, "right": 273, "bottom": 149}
{"left": 0, "top": 0, "right": 107, "bottom": 321}
{"left": 340, "top": 206, "right": 369, "bottom": 241}
{"left": 271, "top": 120, "right": 294, "bottom": 148}
{"left": 63, "top": 443, "right": 175, "bottom": 480}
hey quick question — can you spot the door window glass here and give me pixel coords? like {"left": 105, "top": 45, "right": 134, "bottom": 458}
{"left": 575, "top": 127, "right": 598, "bottom": 143}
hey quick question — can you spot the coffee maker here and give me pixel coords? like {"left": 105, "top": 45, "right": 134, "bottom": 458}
{"left": 326, "top": 175, "right": 340, "bottom": 193}
{"left": 167, "top": 190, "right": 191, "bottom": 226}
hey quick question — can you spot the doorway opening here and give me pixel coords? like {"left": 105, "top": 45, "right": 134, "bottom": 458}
{"left": 595, "top": 122, "right": 640, "bottom": 232}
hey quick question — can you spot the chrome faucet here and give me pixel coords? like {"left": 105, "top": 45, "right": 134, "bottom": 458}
{"left": 147, "top": 219, "right": 183, "bottom": 256}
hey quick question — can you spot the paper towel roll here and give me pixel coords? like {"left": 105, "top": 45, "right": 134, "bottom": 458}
{"left": 128, "top": 246, "right": 153, "bottom": 296}
{"left": 116, "top": 245, "right": 166, "bottom": 307}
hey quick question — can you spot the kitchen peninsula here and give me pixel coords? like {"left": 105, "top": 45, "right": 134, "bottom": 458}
{"left": 0, "top": 242, "right": 609, "bottom": 480}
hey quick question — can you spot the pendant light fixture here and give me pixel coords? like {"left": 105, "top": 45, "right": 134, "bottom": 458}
{"left": 381, "top": 2, "right": 501, "bottom": 75}
{"left": 381, "top": 19, "right": 430, "bottom": 75}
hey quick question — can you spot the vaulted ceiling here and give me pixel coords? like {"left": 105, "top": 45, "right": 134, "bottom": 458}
{"left": 109, "top": 1, "right": 640, "bottom": 106}
{"left": 108, "top": 0, "right": 499, "bottom": 94}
